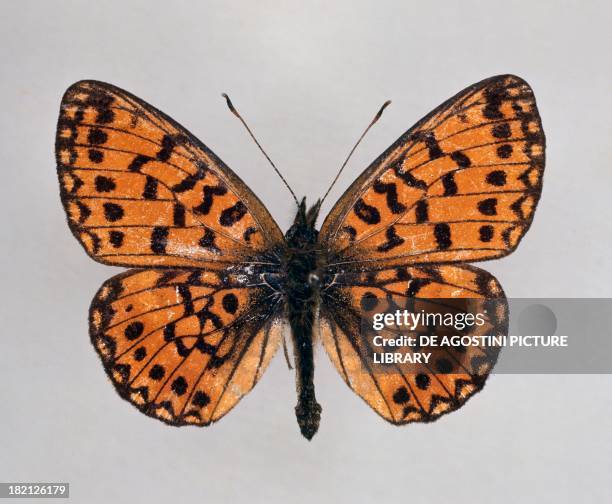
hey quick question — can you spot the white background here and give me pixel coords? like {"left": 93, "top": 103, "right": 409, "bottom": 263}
{"left": 1, "top": 1, "right": 611, "bottom": 502}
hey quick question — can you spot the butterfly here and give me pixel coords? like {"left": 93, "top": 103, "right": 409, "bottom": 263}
{"left": 55, "top": 75, "right": 545, "bottom": 439}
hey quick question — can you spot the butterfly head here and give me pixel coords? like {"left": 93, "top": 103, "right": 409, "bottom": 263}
{"left": 285, "top": 197, "right": 321, "bottom": 248}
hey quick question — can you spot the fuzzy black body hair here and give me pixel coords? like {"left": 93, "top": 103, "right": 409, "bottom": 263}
{"left": 283, "top": 198, "right": 323, "bottom": 440}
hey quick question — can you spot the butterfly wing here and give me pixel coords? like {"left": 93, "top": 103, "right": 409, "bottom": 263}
{"left": 56, "top": 80, "right": 284, "bottom": 267}
{"left": 318, "top": 75, "right": 544, "bottom": 422}
{"left": 320, "top": 74, "right": 545, "bottom": 265}
{"left": 56, "top": 81, "right": 286, "bottom": 424}
{"left": 319, "top": 264, "right": 507, "bottom": 423}
{"left": 90, "top": 268, "right": 283, "bottom": 424}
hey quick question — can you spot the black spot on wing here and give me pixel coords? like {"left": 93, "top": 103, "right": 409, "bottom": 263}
{"left": 406, "top": 278, "right": 431, "bottom": 297}
{"left": 88, "top": 149, "right": 104, "bottom": 163}
{"left": 150, "top": 227, "right": 169, "bottom": 254}
{"left": 391, "top": 155, "right": 427, "bottom": 189}
{"left": 174, "top": 339, "right": 192, "bottom": 357}
{"left": 199, "top": 229, "right": 220, "bottom": 253}
{"left": 414, "top": 130, "right": 443, "bottom": 159}
{"left": 149, "top": 365, "right": 165, "bottom": 380}
{"left": 75, "top": 201, "right": 91, "bottom": 223}
{"left": 134, "top": 347, "right": 147, "bottom": 361}
{"left": 354, "top": 199, "right": 381, "bottom": 224}
{"left": 109, "top": 230, "right": 124, "bottom": 248}
{"left": 392, "top": 387, "right": 411, "bottom": 404}
{"left": 143, "top": 176, "right": 158, "bottom": 200}
{"left": 195, "top": 337, "right": 216, "bottom": 355}
{"left": 128, "top": 154, "right": 153, "bottom": 172}
{"left": 87, "top": 128, "right": 107, "bottom": 145}
{"left": 163, "top": 323, "right": 176, "bottom": 342}
{"left": 220, "top": 201, "right": 247, "bottom": 226}
{"left": 415, "top": 373, "right": 430, "bottom": 390}
{"left": 173, "top": 203, "right": 186, "bottom": 226}
{"left": 196, "top": 307, "right": 223, "bottom": 331}
{"left": 177, "top": 284, "right": 194, "bottom": 315}
{"left": 377, "top": 226, "right": 405, "bottom": 252}
{"left": 486, "top": 170, "right": 507, "bottom": 186}
{"left": 441, "top": 172, "right": 458, "bottom": 196}
{"left": 435, "top": 358, "right": 453, "bottom": 374}
{"left": 360, "top": 292, "right": 379, "bottom": 311}
{"left": 222, "top": 293, "right": 239, "bottom": 314}
{"left": 497, "top": 144, "right": 513, "bottom": 159}
{"left": 483, "top": 83, "right": 507, "bottom": 120}
{"left": 479, "top": 225, "right": 494, "bottom": 242}
{"left": 124, "top": 321, "right": 144, "bottom": 341}
{"left": 396, "top": 267, "right": 411, "bottom": 281}
{"left": 415, "top": 200, "right": 428, "bottom": 223}
{"left": 433, "top": 223, "right": 452, "bottom": 249}
{"left": 95, "top": 175, "right": 115, "bottom": 193}
{"left": 193, "top": 185, "right": 227, "bottom": 215}
{"left": 157, "top": 134, "right": 182, "bottom": 162}
{"left": 96, "top": 108, "right": 115, "bottom": 124}
{"left": 170, "top": 376, "right": 188, "bottom": 397}
{"left": 492, "top": 123, "right": 511, "bottom": 138}
{"left": 373, "top": 180, "right": 407, "bottom": 214}
{"left": 192, "top": 390, "right": 211, "bottom": 407}
{"left": 243, "top": 227, "right": 257, "bottom": 242}
{"left": 171, "top": 161, "right": 208, "bottom": 193}
{"left": 450, "top": 151, "right": 471, "bottom": 168}
{"left": 103, "top": 202, "right": 124, "bottom": 222}
{"left": 478, "top": 198, "right": 498, "bottom": 216}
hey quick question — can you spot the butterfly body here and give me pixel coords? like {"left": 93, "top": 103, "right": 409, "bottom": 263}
{"left": 56, "top": 75, "right": 544, "bottom": 440}
{"left": 282, "top": 198, "right": 324, "bottom": 439}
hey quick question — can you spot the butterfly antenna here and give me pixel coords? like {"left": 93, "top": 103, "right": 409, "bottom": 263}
{"left": 321, "top": 100, "right": 392, "bottom": 205}
{"left": 222, "top": 93, "right": 299, "bottom": 206}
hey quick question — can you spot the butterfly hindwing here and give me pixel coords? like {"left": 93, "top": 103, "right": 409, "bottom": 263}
{"left": 320, "top": 264, "right": 507, "bottom": 423}
{"left": 320, "top": 74, "right": 545, "bottom": 265}
{"left": 90, "top": 268, "right": 283, "bottom": 425}
{"left": 56, "top": 80, "right": 284, "bottom": 268}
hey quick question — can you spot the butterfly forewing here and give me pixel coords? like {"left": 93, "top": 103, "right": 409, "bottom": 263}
{"left": 56, "top": 80, "right": 284, "bottom": 268}
{"left": 320, "top": 75, "right": 545, "bottom": 265}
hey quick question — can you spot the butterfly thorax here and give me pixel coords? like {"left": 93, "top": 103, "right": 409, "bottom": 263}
{"left": 284, "top": 200, "right": 322, "bottom": 298}
{"left": 283, "top": 198, "right": 323, "bottom": 440}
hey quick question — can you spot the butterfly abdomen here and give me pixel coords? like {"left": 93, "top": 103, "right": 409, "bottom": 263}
{"left": 283, "top": 200, "right": 323, "bottom": 440}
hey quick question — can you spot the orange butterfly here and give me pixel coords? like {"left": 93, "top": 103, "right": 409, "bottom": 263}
{"left": 56, "top": 75, "right": 544, "bottom": 439}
